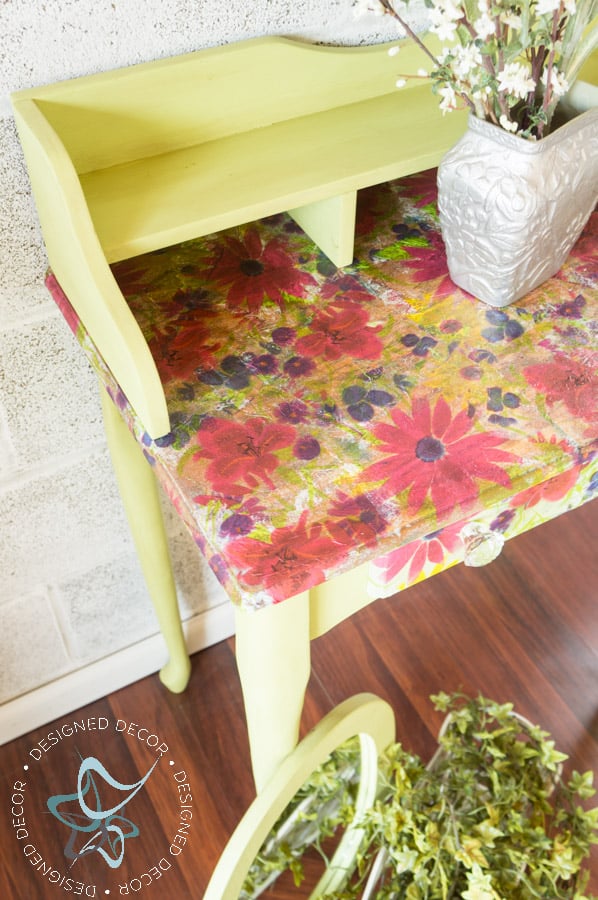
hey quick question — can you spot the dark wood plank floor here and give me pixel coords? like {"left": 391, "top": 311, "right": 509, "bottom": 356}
{"left": 1, "top": 500, "right": 596, "bottom": 898}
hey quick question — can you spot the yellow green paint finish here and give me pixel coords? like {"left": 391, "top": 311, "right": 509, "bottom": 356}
{"left": 11, "top": 34, "right": 466, "bottom": 440}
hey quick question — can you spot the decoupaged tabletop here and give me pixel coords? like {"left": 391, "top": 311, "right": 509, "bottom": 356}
{"left": 47, "top": 169, "right": 598, "bottom": 609}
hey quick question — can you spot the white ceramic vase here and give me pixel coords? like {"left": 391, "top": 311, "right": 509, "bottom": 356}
{"left": 437, "top": 97, "right": 598, "bottom": 308}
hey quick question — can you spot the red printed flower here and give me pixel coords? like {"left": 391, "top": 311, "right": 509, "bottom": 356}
{"left": 523, "top": 355, "right": 598, "bottom": 421}
{"left": 354, "top": 185, "right": 386, "bottom": 238}
{"left": 320, "top": 274, "right": 374, "bottom": 305}
{"left": 295, "top": 302, "right": 383, "bottom": 361}
{"left": 361, "top": 396, "right": 516, "bottom": 515}
{"left": 226, "top": 512, "right": 342, "bottom": 600}
{"left": 401, "top": 169, "right": 439, "bottom": 208}
{"left": 562, "top": 209, "right": 596, "bottom": 273}
{"left": 111, "top": 261, "right": 153, "bottom": 297}
{"left": 151, "top": 317, "right": 221, "bottom": 382}
{"left": 194, "top": 417, "right": 295, "bottom": 495}
{"left": 326, "top": 492, "right": 387, "bottom": 548}
{"left": 510, "top": 463, "right": 582, "bottom": 509}
{"left": 403, "top": 229, "right": 456, "bottom": 299}
{"left": 46, "top": 273, "right": 81, "bottom": 336}
{"left": 376, "top": 521, "right": 463, "bottom": 583}
{"left": 207, "top": 227, "right": 317, "bottom": 312}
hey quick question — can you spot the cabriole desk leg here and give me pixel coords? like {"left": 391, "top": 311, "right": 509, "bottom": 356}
{"left": 235, "top": 590, "right": 311, "bottom": 793}
{"left": 100, "top": 387, "right": 191, "bottom": 693}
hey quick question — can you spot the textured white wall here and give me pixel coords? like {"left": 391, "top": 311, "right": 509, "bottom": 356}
{"left": 0, "top": 0, "right": 412, "bottom": 711}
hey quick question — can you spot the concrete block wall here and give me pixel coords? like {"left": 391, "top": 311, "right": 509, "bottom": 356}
{"left": 0, "top": 0, "right": 413, "bottom": 726}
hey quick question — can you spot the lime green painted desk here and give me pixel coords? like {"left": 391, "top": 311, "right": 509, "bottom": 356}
{"left": 11, "top": 34, "right": 466, "bottom": 789}
{"left": 12, "top": 34, "right": 466, "bottom": 441}
{"left": 12, "top": 38, "right": 598, "bottom": 799}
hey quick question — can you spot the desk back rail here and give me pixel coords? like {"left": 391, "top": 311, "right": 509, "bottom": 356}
{"left": 11, "top": 34, "right": 466, "bottom": 437}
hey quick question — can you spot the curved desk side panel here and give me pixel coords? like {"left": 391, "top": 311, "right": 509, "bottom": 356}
{"left": 11, "top": 97, "right": 170, "bottom": 438}
{"left": 10, "top": 33, "right": 465, "bottom": 442}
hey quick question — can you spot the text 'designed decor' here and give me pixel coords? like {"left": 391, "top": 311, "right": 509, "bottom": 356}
{"left": 44, "top": 168, "right": 598, "bottom": 791}
{"left": 12, "top": 34, "right": 598, "bottom": 799}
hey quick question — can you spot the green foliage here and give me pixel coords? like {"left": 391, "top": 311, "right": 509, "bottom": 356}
{"left": 241, "top": 738, "right": 362, "bottom": 898}
{"left": 346, "top": 693, "right": 598, "bottom": 898}
{"left": 245, "top": 693, "right": 598, "bottom": 899}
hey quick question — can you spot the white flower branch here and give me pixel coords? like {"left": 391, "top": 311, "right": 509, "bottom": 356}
{"left": 355, "top": 0, "right": 598, "bottom": 139}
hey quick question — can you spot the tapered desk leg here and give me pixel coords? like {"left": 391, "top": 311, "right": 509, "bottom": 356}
{"left": 235, "top": 590, "right": 311, "bottom": 793}
{"left": 100, "top": 388, "right": 191, "bottom": 693}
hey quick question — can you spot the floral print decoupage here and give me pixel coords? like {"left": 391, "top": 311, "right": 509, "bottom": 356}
{"left": 48, "top": 169, "right": 598, "bottom": 607}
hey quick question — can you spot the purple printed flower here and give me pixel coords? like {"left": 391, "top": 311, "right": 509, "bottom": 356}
{"left": 248, "top": 354, "right": 279, "bottom": 375}
{"left": 220, "top": 513, "right": 254, "bottom": 537}
{"left": 272, "top": 326, "right": 296, "bottom": 345}
{"left": 276, "top": 400, "right": 310, "bottom": 424}
{"left": 482, "top": 310, "right": 525, "bottom": 343}
{"left": 490, "top": 509, "right": 516, "bottom": 533}
{"left": 294, "top": 436, "right": 321, "bottom": 460}
{"left": 555, "top": 294, "right": 585, "bottom": 318}
{"left": 283, "top": 356, "right": 316, "bottom": 378}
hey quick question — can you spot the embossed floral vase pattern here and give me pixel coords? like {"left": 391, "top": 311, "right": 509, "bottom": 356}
{"left": 47, "top": 170, "right": 598, "bottom": 608}
{"left": 437, "top": 108, "right": 598, "bottom": 308}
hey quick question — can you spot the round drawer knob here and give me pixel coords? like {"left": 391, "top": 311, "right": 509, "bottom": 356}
{"left": 460, "top": 522, "right": 504, "bottom": 567}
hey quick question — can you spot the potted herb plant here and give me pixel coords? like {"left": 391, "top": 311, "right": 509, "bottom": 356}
{"left": 354, "top": 0, "right": 598, "bottom": 307}
{"left": 352, "top": 692, "right": 598, "bottom": 899}
{"left": 243, "top": 692, "right": 598, "bottom": 899}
